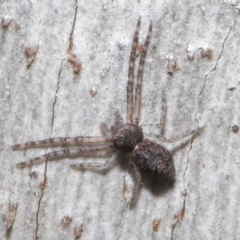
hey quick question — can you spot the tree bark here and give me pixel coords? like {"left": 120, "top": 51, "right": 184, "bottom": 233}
{"left": 1, "top": 1, "right": 240, "bottom": 239}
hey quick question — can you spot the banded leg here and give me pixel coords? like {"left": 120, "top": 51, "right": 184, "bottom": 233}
{"left": 145, "top": 127, "right": 202, "bottom": 143}
{"left": 133, "top": 21, "right": 153, "bottom": 125}
{"left": 70, "top": 155, "right": 117, "bottom": 172}
{"left": 127, "top": 17, "right": 141, "bottom": 124}
{"left": 12, "top": 136, "right": 112, "bottom": 149}
{"left": 16, "top": 144, "right": 113, "bottom": 168}
{"left": 130, "top": 161, "right": 141, "bottom": 207}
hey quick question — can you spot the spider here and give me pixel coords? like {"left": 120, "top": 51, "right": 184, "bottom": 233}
{"left": 12, "top": 18, "right": 200, "bottom": 206}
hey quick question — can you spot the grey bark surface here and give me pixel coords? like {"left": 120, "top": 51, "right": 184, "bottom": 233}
{"left": 1, "top": 1, "right": 240, "bottom": 240}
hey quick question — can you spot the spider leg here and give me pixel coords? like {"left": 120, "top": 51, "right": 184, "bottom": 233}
{"left": 127, "top": 17, "right": 141, "bottom": 124}
{"left": 133, "top": 21, "right": 153, "bottom": 125}
{"left": 12, "top": 136, "right": 112, "bottom": 149}
{"left": 16, "top": 144, "right": 113, "bottom": 168}
{"left": 70, "top": 155, "right": 117, "bottom": 172}
{"left": 129, "top": 160, "right": 141, "bottom": 207}
{"left": 145, "top": 127, "right": 202, "bottom": 143}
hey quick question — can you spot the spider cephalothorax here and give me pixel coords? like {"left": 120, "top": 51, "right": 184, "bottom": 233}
{"left": 113, "top": 123, "right": 143, "bottom": 152}
{"left": 13, "top": 17, "right": 199, "bottom": 206}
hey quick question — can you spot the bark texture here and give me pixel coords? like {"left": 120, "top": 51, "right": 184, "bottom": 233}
{"left": 1, "top": 1, "right": 240, "bottom": 239}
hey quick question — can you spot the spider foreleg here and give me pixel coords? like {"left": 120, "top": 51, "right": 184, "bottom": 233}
{"left": 12, "top": 136, "right": 112, "bottom": 149}
{"left": 16, "top": 144, "right": 113, "bottom": 168}
{"left": 127, "top": 17, "right": 141, "bottom": 124}
{"left": 133, "top": 21, "right": 153, "bottom": 125}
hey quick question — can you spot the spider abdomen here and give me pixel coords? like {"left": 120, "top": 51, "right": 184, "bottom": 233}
{"left": 131, "top": 139, "right": 175, "bottom": 179}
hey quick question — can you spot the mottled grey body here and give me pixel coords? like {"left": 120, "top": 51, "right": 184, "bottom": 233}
{"left": 132, "top": 140, "right": 175, "bottom": 180}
